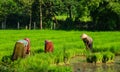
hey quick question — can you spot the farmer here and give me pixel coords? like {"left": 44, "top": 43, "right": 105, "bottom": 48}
{"left": 81, "top": 33, "right": 93, "bottom": 51}
{"left": 11, "top": 38, "right": 30, "bottom": 61}
{"left": 44, "top": 40, "right": 54, "bottom": 53}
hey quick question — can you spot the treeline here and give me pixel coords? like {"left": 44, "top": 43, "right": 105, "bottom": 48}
{"left": 0, "top": 0, "right": 120, "bottom": 30}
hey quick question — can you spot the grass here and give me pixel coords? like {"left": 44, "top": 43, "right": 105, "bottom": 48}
{"left": 0, "top": 30, "right": 120, "bottom": 71}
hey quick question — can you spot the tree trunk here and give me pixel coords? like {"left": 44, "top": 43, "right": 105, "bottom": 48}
{"left": 68, "top": 5, "right": 72, "bottom": 19}
{"left": 53, "top": 15, "right": 58, "bottom": 30}
{"left": 2, "top": 22, "right": 4, "bottom": 29}
{"left": 34, "top": 22, "right": 36, "bottom": 30}
{"left": 4, "top": 16, "right": 7, "bottom": 29}
{"left": 40, "top": 0, "right": 42, "bottom": 29}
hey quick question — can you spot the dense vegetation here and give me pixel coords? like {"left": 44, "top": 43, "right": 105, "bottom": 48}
{"left": 0, "top": 0, "right": 120, "bottom": 30}
{"left": 0, "top": 30, "right": 120, "bottom": 71}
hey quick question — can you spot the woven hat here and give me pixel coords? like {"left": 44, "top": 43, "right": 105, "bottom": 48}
{"left": 81, "top": 33, "right": 88, "bottom": 39}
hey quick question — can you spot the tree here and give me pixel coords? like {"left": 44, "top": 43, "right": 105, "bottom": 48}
{"left": 40, "top": 0, "right": 63, "bottom": 29}
{"left": 32, "top": 0, "right": 40, "bottom": 29}
{"left": 62, "top": 0, "right": 77, "bottom": 19}
{"left": 40, "top": 0, "right": 42, "bottom": 29}
{"left": 13, "top": 0, "right": 34, "bottom": 29}
{"left": 90, "top": 0, "right": 120, "bottom": 30}
{"left": 22, "top": 0, "right": 34, "bottom": 29}
{"left": 32, "top": 0, "right": 43, "bottom": 29}
{"left": 107, "top": 1, "right": 120, "bottom": 30}
{"left": 0, "top": 0, "right": 18, "bottom": 29}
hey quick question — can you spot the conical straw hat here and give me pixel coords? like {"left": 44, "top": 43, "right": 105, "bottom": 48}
{"left": 81, "top": 33, "right": 88, "bottom": 39}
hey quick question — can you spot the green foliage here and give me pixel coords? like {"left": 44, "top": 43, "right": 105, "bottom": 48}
{"left": 90, "top": 0, "right": 120, "bottom": 30}
{"left": 55, "top": 16, "right": 67, "bottom": 21}
{"left": 0, "top": 0, "right": 120, "bottom": 30}
{"left": 0, "top": 0, "right": 18, "bottom": 21}
{"left": 108, "top": 1, "right": 120, "bottom": 15}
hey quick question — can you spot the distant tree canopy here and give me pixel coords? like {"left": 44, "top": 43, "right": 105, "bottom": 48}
{"left": 0, "top": 0, "right": 120, "bottom": 30}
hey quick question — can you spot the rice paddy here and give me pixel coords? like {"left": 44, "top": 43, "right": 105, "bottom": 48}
{"left": 0, "top": 30, "right": 120, "bottom": 72}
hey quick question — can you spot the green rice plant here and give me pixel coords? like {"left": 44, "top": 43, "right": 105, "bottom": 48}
{"left": 66, "top": 50, "right": 76, "bottom": 59}
{"left": 102, "top": 51, "right": 115, "bottom": 63}
{"left": 86, "top": 53, "right": 103, "bottom": 63}
{"left": 1, "top": 55, "right": 12, "bottom": 65}
{"left": 86, "top": 53, "right": 93, "bottom": 63}
{"left": 93, "top": 53, "right": 103, "bottom": 63}
{"left": 48, "top": 66, "right": 72, "bottom": 72}
{"left": 53, "top": 49, "right": 64, "bottom": 65}
{"left": 63, "top": 52, "right": 69, "bottom": 64}
{"left": 63, "top": 50, "right": 73, "bottom": 64}
{"left": 92, "top": 47, "right": 109, "bottom": 52}
{"left": 74, "top": 49, "right": 85, "bottom": 56}
{"left": 10, "top": 54, "right": 50, "bottom": 72}
{"left": 109, "top": 46, "right": 120, "bottom": 55}
{"left": 86, "top": 52, "right": 115, "bottom": 64}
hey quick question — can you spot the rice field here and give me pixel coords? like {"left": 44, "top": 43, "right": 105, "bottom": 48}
{"left": 0, "top": 30, "right": 120, "bottom": 72}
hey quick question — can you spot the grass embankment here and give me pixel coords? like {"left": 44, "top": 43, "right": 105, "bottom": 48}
{"left": 0, "top": 30, "right": 120, "bottom": 71}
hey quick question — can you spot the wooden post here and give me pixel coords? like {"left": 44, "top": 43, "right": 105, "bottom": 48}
{"left": 34, "top": 22, "right": 36, "bottom": 30}
{"left": 2, "top": 22, "right": 4, "bottom": 29}
{"left": 53, "top": 22, "right": 56, "bottom": 30}
{"left": 29, "top": 24, "right": 31, "bottom": 30}
{"left": 53, "top": 15, "right": 58, "bottom": 30}
{"left": 17, "top": 22, "right": 20, "bottom": 30}
{"left": 50, "top": 22, "right": 53, "bottom": 30}
{"left": 2, "top": 22, "right": 6, "bottom": 29}
{"left": 26, "top": 25, "right": 28, "bottom": 30}
{"left": 4, "top": 16, "right": 7, "bottom": 29}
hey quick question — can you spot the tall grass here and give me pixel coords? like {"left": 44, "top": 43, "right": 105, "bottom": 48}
{"left": 0, "top": 30, "right": 120, "bottom": 71}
